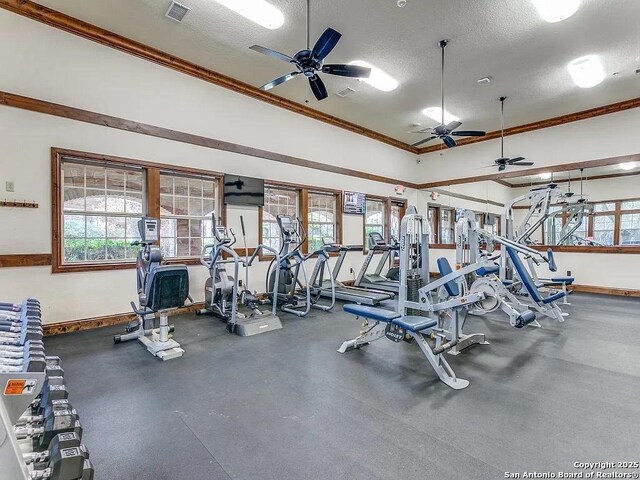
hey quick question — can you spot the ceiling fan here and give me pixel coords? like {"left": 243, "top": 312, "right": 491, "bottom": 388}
{"left": 493, "top": 96, "right": 533, "bottom": 171}
{"left": 248, "top": 0, "right": 371, "bottom": 101}
{"left": 412, "top": 40, "right": 486, "bottom": 148}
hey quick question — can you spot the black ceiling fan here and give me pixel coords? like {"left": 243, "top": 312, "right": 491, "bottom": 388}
{"left": 412, "top": 40, "right": 486, "bottom": 148}
{"left": 248, "top": 0, "right": 371, "bottom": 101}
{"left": 493, "top": 96, "right": 533, "bottom": 171}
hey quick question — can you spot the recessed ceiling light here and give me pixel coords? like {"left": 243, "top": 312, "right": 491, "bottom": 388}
{"left": 348, "top": 61, "right": 398, "bottom": 92}
{"left": 213, "top": 0, "right": 284, "bottom": 29}
{"left": 539, "top": 172, "right": 552, "bottom": 180}
{"left": 532, "top": 0, "right": 580, "bottom": 23}
{"left": 620, "top": 162, "right": 637, "bottom": 171}
{"left": 477, "top": 76, "right": 492, "bottom": 84}
{"left": 567, "top": 55, "right": 605, "bottom": 88}
{"left": 422, "top": 107, "right": 459, "bottom": 124}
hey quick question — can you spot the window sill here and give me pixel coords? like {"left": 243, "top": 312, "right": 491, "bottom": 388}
{"left": 53, "top": 261, "right": 136, "bottom": 274}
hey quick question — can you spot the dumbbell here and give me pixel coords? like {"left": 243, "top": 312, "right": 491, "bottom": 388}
{"left": 33, "top": 382, "right": 70, "bottom": 413}
{"left": 0, "top": 298, "right": 40, "bottom": 313}
{"left": 0, "top": 339, "right": 45, "bottom": 358}
{"left": 0, "top": 343, "right": 47, "bottom": 372}
{"left": 30, "top": 442, "right": 94, "bottom": 480}
{"left": 15, "top": 406, "right": 83, "bottom": 448}
{"left": 24, "top": 431, "right": 83, "bottom": 466}
{"left": 0, "top": 306, "right": 41, "bottom": 321}
{"left": 0, "top": 324, "right": 43, "bottom": 346}
{"left": 18, "top": 399, "right": 76, "bottom": 427}
{"left": 45, "top": 356, "right": 65, "bottom": 378}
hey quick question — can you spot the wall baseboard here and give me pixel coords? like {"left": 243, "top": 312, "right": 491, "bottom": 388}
{"left": 569, "top": 284, "right": 640, "bottom": 298}
{"left": 43, "top": 302, "right": 205, "bottom": 336}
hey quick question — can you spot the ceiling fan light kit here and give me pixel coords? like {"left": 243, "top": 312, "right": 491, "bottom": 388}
{"left": 249, "top": 0, "right": 371, "bottom": 101}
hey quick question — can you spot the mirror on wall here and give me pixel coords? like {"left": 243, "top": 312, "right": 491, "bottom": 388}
{"left": 421, "top": 161, "right": 640, "bottom": 250}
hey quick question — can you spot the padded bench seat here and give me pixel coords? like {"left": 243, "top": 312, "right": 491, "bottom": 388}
{"left": 476, "top": 265, "right": 500, "bottom": 276}
{"left": 392, "top": 315, "right": 438, "bottom": 332}
{"left": 542, "top": 291, "right": 566, "bottom": 304}
{"left": 343, "top": 304, "right": 400, "bottom": 323}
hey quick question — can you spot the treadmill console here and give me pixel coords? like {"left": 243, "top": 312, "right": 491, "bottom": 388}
{"left": 368, "top": 232, "right": 387, "bottom": 249}
{"left": 138, "top": 217, "right": 159, "bottom": 242}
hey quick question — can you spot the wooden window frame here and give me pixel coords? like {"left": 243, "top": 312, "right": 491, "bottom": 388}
{"left": 51, "top": 147, "right": 223, "bottom": 273}
{"left": 258, "top": 180, "right": 343, "bottom": 260}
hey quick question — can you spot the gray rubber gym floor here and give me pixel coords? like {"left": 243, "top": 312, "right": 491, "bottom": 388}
{"left": 44, "top": 293, "right": 640, "bottom": 480}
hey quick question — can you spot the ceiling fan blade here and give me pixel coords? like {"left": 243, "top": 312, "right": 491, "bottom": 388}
{"left": 507, "top": 157, "right": 526, "bottom": 163}
{"left": 249, "top": 45, "right": 296, "bottom": 64}
{"left": 309, "top": 75, "right": 328, "bottom": 101}
{"left": 259, "top": 72, "right": 300, "bottom": 91}
{"left": 511, "top": 161, "right": 534, "bottom": 166}
{"left": 450, "top": 130, "right": 486, "bottom": 137}
{"left": 411, "top": 135, "right": 437, "bottom": 147}
{"left": 445, "top": 120, "right": 462, "bottom": 132}
{"left": 443, "top": 136, "right": 457, "bottom": 148}
{"left": 312, "top": 28, "right": 342, "bottom": 61}
{"left": 322, "top": 64, "right": 371, "bottom": 78}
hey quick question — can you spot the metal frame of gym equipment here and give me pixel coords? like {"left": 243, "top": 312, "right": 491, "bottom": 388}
{"left": 113, "top": 218, "right": 190, "bottom": 360}
{"left": 339, "top": 213, "right": 489, "bottom": 390}
{"left": 267, "top": 215, "right": 336, "bottom": 317}
{"left": 352, "top": 232, "right": 400, "bottom": 293}
{"left": 314, "top": 238, "right": 393, "bottom": 305}
{"left": 458, "top": 210, "right": 568, "bottom": 324}
{"left": 545, "top": 201, "right": 595, "bottom": 246}
{"left": 197, "top": 214, "right": 283, "bottom": 336}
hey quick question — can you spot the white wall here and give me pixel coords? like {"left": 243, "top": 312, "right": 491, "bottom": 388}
{"left": 418, "top": 112, "right": 640, "bottom": 291}
{"left": 0, "top": 11, "right": 417, "bottom": 324}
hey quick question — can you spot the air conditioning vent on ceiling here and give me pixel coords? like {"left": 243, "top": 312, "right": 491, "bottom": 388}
{"left": 336, "top": 87, "right": 356, "bottom": 98}
{"left": 166, "top": 1, "right": 190, "bottom": 22}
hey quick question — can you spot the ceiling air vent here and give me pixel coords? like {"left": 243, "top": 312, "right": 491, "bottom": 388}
{"left": 166, "top": 1, "right": 190, "bottom": 22}
{"left": 336, "top": 87, "right": 356, "bottom": 98}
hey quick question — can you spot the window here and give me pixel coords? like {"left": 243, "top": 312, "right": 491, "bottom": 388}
{"left": 262, "top": 187, "right": 299, "bottom": 253}
{"left": 440, "top": 208, "right": 454, "bottom": 244}
{"left": 620, "top": 200, "right": 640, "bottom": 245}
{"left": 428, "top": 206, "right": 438, "bottom": 243}
{"left": 390, "top": 202, "right": 405, "bottom": 241}
{"left": 364, "top": 199, "right": 385, "bottom": 247}
{"left": 544, "top": 206, "right": 563, "bottom": 245}
{"left": 61, "top": 160, "right": 144, "bottom": 264}
{"left": 308, "top": 192, "right": 337, "bottom": 252}
{"left": 159, "top": 174, "right": 218, "bottom": 258}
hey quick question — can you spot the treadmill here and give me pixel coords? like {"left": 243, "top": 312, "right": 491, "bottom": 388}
{"left": 353, "top": 232, "right": 400, "bottom": 293}
{"left": 314, "top": 238, "right": 393, "bottom": 306}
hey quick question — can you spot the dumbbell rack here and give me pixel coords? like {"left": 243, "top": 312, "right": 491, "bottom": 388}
{"left": 0, "top": 298, "right": 94, "bottom": 480}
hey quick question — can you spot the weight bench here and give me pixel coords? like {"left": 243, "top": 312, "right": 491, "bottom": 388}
{"left": 506, "top": 247, "right": 566, "bottom": 322}
{"left": 339, "top": 304, "right": 469, "bottom": 389}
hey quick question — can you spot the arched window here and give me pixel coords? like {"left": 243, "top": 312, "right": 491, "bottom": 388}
{"left": 308, "top": 192, "right": 337, "bottom": 252}
{"left": 262, "top": 187, "right": 299, "bottom": 252}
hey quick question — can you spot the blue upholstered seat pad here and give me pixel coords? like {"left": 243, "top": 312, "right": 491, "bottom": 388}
{"left": 476, "top": 265, "right": 500, "bottom": 276}
{"left": 505, "top": 247, "right": 566, "bottom": 304}
{"left": 437, "top": 258, "right": 459, "bottom": 297}
{"left": 343, "top": 304, "right": 400, "bottom": 322}
{"left": 392, "top": 315, "right": 438, "bottom": 332}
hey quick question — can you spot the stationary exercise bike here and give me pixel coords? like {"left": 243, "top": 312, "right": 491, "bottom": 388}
{"left": 197, "top": 213, "right": 283, "bottom": 336}
{"left": 114, "top": 217, "right": 191, "bottom": 360}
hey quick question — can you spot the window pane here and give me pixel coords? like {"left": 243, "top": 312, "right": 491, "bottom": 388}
{"left": 61, "top": 160, "right": 145, "bottom": 265}
{"left": 160, "top": 173, "right": 219, "bottom": 258}
{"left": 263, "top": 187, "right": 299, "bottom": 253}
{"left": 364, "top": 199, "right": 385, "bottom": 249}
{"left": 308, "top": 192, "right": 336, "bottom": 252}
{"left": 594, "top": 202, "right": 615, "bottom": 212}
{"left": 593, "top": 214, "right": 615, "bottom": 246}
{"left": 621, "top": 213, "right": 640, "bottom": 245}
{"left": 621, "top": 200, "right": 640, "bottom": 211}
{"left": 440, "top": 208, "right": 454, "bottom": 244}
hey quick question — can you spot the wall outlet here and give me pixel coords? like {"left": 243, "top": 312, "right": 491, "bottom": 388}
{"left": 5, "top": 181, "right": 14, "bottom": 192}
{"left": 567, "top": 270, "right": 572, "bottom": 276}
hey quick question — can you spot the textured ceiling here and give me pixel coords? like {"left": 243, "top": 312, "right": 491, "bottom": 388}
{"left": 32, "top": 0, "right": 640, "bottom": 146}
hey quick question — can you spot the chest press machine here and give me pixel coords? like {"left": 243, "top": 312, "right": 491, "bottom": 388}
{"left": 456, "top": 210, "right": 568, "bottom": 326}
{"left": 339, "top": 212, "right": 489, "bottom": 390}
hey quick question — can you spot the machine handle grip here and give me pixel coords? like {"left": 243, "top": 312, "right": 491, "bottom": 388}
{"left": 240, "top": 216, "right": 246, "bottom": 236}
{"left": 546, "top": 248, "right": 557, "bottom": 272}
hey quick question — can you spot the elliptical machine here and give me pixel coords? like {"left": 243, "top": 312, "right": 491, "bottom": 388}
{"left": 267, "top": 215, "right": 335, "bottom": 317}
{"left": 114, "top": 217, "right": 191, "bottom": 360}
{"left": 197, "top": 213, "right": 283, "bottom": 336}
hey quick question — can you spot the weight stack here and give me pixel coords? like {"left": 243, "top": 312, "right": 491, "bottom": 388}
{"left": 406, "top": 274, "right": 425, "bottom": 316}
